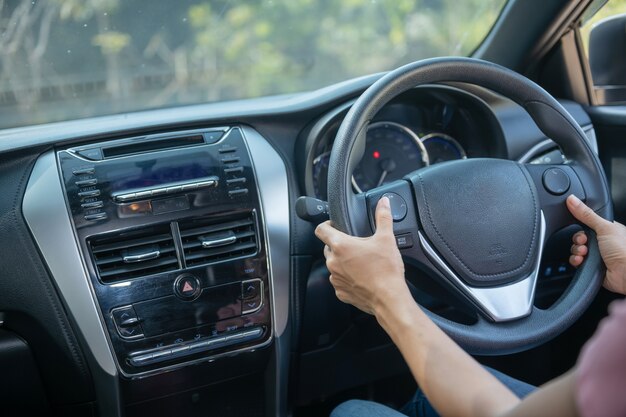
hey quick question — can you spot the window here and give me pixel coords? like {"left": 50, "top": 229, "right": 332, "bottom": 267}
{"left": 0, "top": 0, "right": 507, "bottom": 129}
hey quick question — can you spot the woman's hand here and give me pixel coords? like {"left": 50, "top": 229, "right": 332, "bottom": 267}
{"left": 314, "top": 197, "right": 410, "bottom": 316}
{"left": 567, "top": 194, "right": 626, "bottom": 295}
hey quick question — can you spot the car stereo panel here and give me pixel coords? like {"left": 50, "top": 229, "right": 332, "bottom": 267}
{"left": 57, "top": 127, "right": 272, "bottom": 376}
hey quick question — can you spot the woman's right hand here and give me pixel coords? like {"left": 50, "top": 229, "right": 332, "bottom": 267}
{"left": 567, "top": 194, "right": 626, "bottom": 295}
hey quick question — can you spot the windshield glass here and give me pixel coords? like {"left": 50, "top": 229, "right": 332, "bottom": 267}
{"left": 0, "top": 0, "right": 507, "bottom": 129}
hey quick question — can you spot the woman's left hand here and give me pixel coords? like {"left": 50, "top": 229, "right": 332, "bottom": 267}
{"left": 314, "top": 197, "right": 409, "bottom": 316}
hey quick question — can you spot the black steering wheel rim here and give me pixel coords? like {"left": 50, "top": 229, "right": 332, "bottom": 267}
{"left": 327, "top": 57, "right": 613, "bottom": 354}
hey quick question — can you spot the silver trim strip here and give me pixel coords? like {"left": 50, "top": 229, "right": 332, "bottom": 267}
{"left": 517, "top": 125, "right": 597, "bottom": 163}
{"left": 241, "top": 126, "right": 290, "bottom": 417}
{"left": 241, "top": 126, "right": 290, "bottom": 337}
{"left": 517, "top": 139, "right": 558, "bottom": 163}
{"left": 419, "top": 212, "right": 546, "bottom": 322}
{"left": 23, "top": 151, "right": 120, "bottom": 416}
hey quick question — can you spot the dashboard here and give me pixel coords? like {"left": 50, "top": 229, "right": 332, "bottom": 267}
{"left": 0, "top": 77, "right": 598, "bottom": 416}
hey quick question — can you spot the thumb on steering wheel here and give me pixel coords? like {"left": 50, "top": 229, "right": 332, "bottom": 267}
{"left": 374, "top": 197, "right": 394, "bottom": 236}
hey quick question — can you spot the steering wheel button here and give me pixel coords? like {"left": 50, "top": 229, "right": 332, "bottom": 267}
{"left": 542, "top": 168, "right": 570, "bottom": 195}
{"left": 395, "top": 233, "right": 414, "bottom": 249}
{"left": 381, "top": 192, "right": 407, "bottom": 221}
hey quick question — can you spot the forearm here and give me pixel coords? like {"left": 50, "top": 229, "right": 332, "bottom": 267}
{"left": 374, "top": 291, "right": 520, "bottom": 417}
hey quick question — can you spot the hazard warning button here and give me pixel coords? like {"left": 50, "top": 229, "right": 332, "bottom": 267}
{"left": 173, "top": 274, "right": 201, "bottom": 301}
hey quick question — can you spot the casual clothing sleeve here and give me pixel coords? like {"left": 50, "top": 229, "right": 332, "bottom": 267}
{"left": 576, "top": 298, "right": 626, "bottom": 417}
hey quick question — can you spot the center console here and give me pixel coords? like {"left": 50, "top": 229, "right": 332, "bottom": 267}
{"left": 57, "top": 127, "right": 272, "bottom": 376}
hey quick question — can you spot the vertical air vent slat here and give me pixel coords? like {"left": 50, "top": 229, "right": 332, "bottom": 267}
{"left": 89, "top": 225, "right": 178, "bottom": 283}
{"left": 179, "top": 213, "right": 258, "bottom": 267}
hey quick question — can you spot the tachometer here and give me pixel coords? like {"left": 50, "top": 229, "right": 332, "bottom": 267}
{"left": 352, "top": 122, "right": 429, "bottom": 193}
{"left": 421, "top": 132, "right": 466, "bottom": 164}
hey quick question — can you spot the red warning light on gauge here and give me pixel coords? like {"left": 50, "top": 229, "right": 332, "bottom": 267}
{"left": 373, "top": 151, "right": 380, "bottom": 159}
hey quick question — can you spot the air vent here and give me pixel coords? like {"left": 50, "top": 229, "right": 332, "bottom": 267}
{"left": 90, "top": 225, "right": 179, "bottom": 282}
{"left": 180, "top": 213, "right": 258, "bottom": 267}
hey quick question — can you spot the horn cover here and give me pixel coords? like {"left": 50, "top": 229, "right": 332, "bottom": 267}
{"left": 411, "top": 159, "right": 540, "bottom": 287}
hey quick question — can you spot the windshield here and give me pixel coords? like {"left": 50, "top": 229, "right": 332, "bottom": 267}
{"left": 0, "top": 0, "right": 507, "bottom": 129}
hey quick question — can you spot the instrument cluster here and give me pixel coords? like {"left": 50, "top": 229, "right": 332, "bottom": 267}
{"left": 304, "top": 86, "right": 501, "bottom": 201}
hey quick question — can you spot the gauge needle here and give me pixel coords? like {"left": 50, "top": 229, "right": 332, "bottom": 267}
{"left": 377, "top": 158, "right": 396, "bottom": 187}
{"left": 376, "top": 170, "right": 388, "bottom": 187}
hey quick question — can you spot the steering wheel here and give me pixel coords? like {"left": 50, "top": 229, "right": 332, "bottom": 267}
{"left": 327, "top": 57, "right": 613, "bottom": 355}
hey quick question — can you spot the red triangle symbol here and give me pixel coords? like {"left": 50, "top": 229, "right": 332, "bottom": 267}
{"left": 182, "top": 281, "right": 194, "bottom": 293}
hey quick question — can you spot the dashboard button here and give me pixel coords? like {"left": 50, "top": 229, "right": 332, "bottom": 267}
{"left": 243, "top": 328, "right": 263, "bottom": 339}
{"left": 118, "top": 324, "right": 143, "bottom": 339}
{"left": 226, "top": 177, "right": 246, "bottom": 186}
{"left": 166, "top": 185, "right": 182, "bottom": 194}
{"left": 204, "top": 131, "right": 224, "bottom": 143}
{"left": 81, "top": 201, "right": 104, "bottom": 209}
{"left": 126, "top": 328, "right": 265, "bottom": 367}
{"left": 242, "top": 299, "right": 261, "bottom": 313}
{"left": 151, "top": 349, "right": 173, "bottom": 361}
{"left": 72, "top": 167, "right": 95, "bottom": 175}
{"left": 112, "top": 306, "right": 143, "bottom": 339}
{"left": 218, "top": 146, "right": 237, "bottom": 153}
{"left": 150, "top": 188, "right": 167, "bottom": 197}
{"left": 173, "top": 274, "right": 201, "bottom": 301}
{"left": 78, "top": 189, "right": 101, "bottom": 199}
{"left": 196, "top": 180, "right": 218, "bottom": 188}
{"left": 112, "top": 306, "right": 137, "bottom": 325}
{"left": 84, "top": 212, "right": 107, "bottom": 221}
{"left": 224, "top": 166, "right": 244, "bottom": 174}
{"left": 75, "top": 178, "right": 98, "bottom": 187}
{"left": 241, "top": 279, "right": 263, "bottom": 314}
{"left": 241, "top": 279, "right": 262, "bottom": 300}
{"left": 129, "top": 353, "right": 153, "bottom": 366}
{"left": 181, "top": 183, "right": 198, "bottom": 192}
{"left": 221, "top": 156, "right": 240, "bottom": 164}
{"left": 228, "top": 188, "right": 248, "bottom": 197}
{"left": 225, "top": 332, "right": 246, "bottom": 342}
{"left": 170, "top": 344, "right": 190, "bottom": 357}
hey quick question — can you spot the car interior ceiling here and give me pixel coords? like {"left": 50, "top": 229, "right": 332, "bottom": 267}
{"left": 0, "top": 0, "right": 625, "bottom": 416}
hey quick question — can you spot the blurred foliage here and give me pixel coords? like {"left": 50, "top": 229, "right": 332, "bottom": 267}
{"left": 92, "top": 32, "right": 130, "bottom": 55}
{"left": 0, "top": 0, "right": 507, "bottom": 127}
{"left": 185, "top": 0, "right": 506, "bottom": 98}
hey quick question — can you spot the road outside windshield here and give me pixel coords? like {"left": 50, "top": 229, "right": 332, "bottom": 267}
{"left": 0, "top": 0, "right": 506, "bottom": 129}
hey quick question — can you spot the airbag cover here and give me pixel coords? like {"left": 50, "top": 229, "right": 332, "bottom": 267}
{"left": 411, "top": 159, "right": 540, "bottom": 287}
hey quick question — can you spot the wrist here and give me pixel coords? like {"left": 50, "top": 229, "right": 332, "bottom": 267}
{"left": 373, "top": 286, "right": 422, "bottom": 337}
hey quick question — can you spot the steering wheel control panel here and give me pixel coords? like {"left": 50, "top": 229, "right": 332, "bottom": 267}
{"left": 57, "top": 127, "right": 272, "bottom": 376}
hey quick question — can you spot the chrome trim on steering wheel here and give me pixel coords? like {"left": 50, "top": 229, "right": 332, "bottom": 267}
{"left": 418, "top": 212, "right": 546, "bottom": 322}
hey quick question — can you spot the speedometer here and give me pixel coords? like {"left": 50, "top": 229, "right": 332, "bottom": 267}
{"left": 352, "top": 122, "right": 429, "bottom": 193}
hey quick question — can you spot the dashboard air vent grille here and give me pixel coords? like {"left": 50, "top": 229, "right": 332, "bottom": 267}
{"left": 180, "top": 213, "right": 258, "bottom": 267}
{"left": 89, "top": 225, "right": 179, "bottom": 282}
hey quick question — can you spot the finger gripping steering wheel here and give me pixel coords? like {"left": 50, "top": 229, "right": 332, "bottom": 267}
{"left": 327, "top": 57, "right": 612, "bottom": 354}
